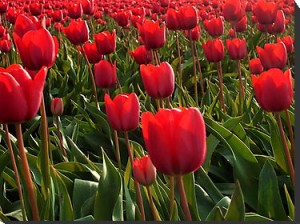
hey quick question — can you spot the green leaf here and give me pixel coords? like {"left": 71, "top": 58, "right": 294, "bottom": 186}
{"left": 224, "top": 180, "right": 245, "bottom": 221}
{"left": 72, "top": 179, "right": 98, "bottom": 219}
{"left": 94, "top": 150, "right": 123, "bottom": 221}
{"left": 284, "top": 185, "right": 294, "bottom": 220}
{"left": 205, "top": 197, "right": 230, "bottom": 221}
{"left": 75, "top": 215, "right": 94, "bottom": 221}
{"left": 124, "top": 181, "right": 135, "bottom": 221}
{"left": 245, "top": 213, "right": 273, "bottom": 221}
{"left": 258, "top": 160, "right": 288, "bottom": 220}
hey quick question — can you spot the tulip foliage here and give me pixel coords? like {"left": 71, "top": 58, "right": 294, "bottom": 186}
{"left": 0, "top": 0, "right": 295, "bottom": 222}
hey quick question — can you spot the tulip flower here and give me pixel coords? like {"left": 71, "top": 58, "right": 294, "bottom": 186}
{"left": 251, "top": 68, "right": 292, "bottom": 112}
{"left": 13, "top": 28, "right": 58, "bottom": 72}
{"left": 81, "top": 0, "right": 94, "bottom": 15}
{"left": 52, "top": 10, "right": 63, "bottom": 22}
{"left": 277, "top": 36, "right": 294, "bottom": 54}
{"left": 166, "top": 8, "right": 180, "bottom": 30}
{"left": 0, "top": 64, "right": 47, "bottom": 123}
{"left": 94, "top": 60, "right": 117, "bottom": 89}
{"left": 234, "top": 15, "right": 247, "bottom": 33}
{"left": 29, "top": 3, "right": 42, "bottom": 16}
{"left": 0, "top": 2, "right": 7, "bottom": 14}
{"left": 67, "top": 2, "right": 83, "bottom": 19}
{"left": 226, "top": 38, "right": 247, "bottom": 60}
{"left": 51, "top": 98, "right": 64, "bottom": 116}
{"left": 222, "top": 0, "right": 245, "bottom": 24}
{"left": 140, "top": 62, "right": 174, "bottom": 99}
{"left": 63, "top": 19, "right": 89, "bottom": 45}
{"left": 115, "top": 10, "right": 131, "bottom": 28}
{"left": 82, "top": 42, "right": 103, "bottom": 64}
{"left": 94, "top": 30, "right": 116, "bottom": 55}
{"left": 249, "top": 58, "right": 264, "bottom": 74}
{"left": 268, "top": 10, "right": 285, "bottom": 34}
{"left": 0, "top": 39, "right": 12, "bottom": 53}
{"left": 137, "top": 19, "right": 166, "bottom": 50}
{"left": 104, "top": 93, "right": 140, "bottom": 132}
{"left": 202, "top": 38, "right": 224, "bottom": 63}
{"left": 253, "top": 0, "right": 278, "bottom": 25}
{"left": 132, "top": 155, "right": 156, "bottom": 186}
{"left": 141, "top": 107, "right": 206, "bottom": 176}
{"left": 256, "top": 43, "right": 287, "bottom": 70}
{"left": 203, "top": 17, "right": 224, "bottom": 37}
{"left": 129, "top": 45, "right": 153, "bottom": 65}
{"left": 184, "top": 26, "right": 200, "bottom": 41}
{"left": 14, "top": 14, "right": 43, "bottom": 38}
{"left": 179, "top": 6, "right": 198, "bottom": 30}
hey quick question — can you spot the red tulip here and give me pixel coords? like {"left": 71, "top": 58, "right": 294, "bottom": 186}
{"left": 13, "top": 28, "right": 58, "bottom": 72}
{"left": 29, "top": 3, "right": 42, "bottom": 16}
{"left": 166, "top": 8, "right": 180, "bottom": 30}
{"left": 268, "top": 10, "right": 285, "bottom": 34}
{"left": 6, "top": 8, "right": 19, "bottom": 24}
{"left": 115, "top": 10, "right": 131, "bottom": 28}
{"left": 67, "top": 3, "right": 83, "bottom": 19}
{"left": 137, "top": 19, "right": 166, "bottom": 50}
{"left": 130, "top": 15, "right": 144, "bottom": 28}
{"left": 179, "top": 6, "right": 198, "bottom": 30}
{"left": 104, "top": 93, "right": 140, "bottom": 132}
{"left": 202, "top": 38, "right": 224, "bottom": 63}
{"left": 140, "top": 62, "right": 174, "bottom": 99}
{"left": 234, "top": 15, "right": 247, "bottom": 32}
{"left": 129, "top": 45, "right": 153, "bottom": 65}
{"left": 277, "top": 36, "right": 294, "bottom": 54}
{"left": 83, "top": 42, "right": 103, "bottom": 64}
{"left": 81, "top": 0, "right": 94, "bottom": 15}
{"left": 256, "top": 43, "right": 287, "bottom": 70}
{"left": 249, "top": 58, "right": 264, "bottom": 74}
{"left": 14, "top": 14, "right": 43, "bottom": 38}
{"left": 0, "top": 25, "right": 5, "bottom": 38}
{"left": 226, "top": 38, "right": 247, "bottom": 60}
{"left": 0, "top": 39, "right": 12, "bottom": 53}
{"left": 52, "top": 10, "right": 63, "bottom": 22}
{"left": 223, "top": 0, "right": 245, "bottom": 24}
{"left": 94, "top": 30, "right": 116, "bottom": 55}
{"left": 253, "top": 0, "right": 278, "bottom": 25}
{"left": 0, "top": 65, "right": 47, "bottom": 124}
{"left": 51, "top": 97, "right": 64, "bottom": 116}
{"left": 141, "top": 107, "right": 207, "bottom": 176}
{"left": 63, "top": 19, "right": 89, "bottom": 45}
{"left": 184, "top": 25, "right": 200, "bottom": 41}
{"left": 94, "top": 60, "right": 117, "bottom": 89}
{"left": 251, "top": 69, "right": 292, "bottom": 112}
{"left": 0, "top": 2, "right": 7, "bottom": 14}
{"left": 203, "top": 17, "right": 224, "bottom": 37}
{"left": 132, "top": 155, "right": 156, "bottom": 186}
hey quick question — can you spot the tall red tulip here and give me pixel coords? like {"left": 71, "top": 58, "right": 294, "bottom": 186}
{"left": 0, "top": 65, "right": 47, "bottom": 123}
{"left": 81, "top": 0, "right": 94, "bottom": 15}
{"left": 104, "top": 93, "right": 140, "bottom": 132}
{"left": 67, "top": 2, "right": 83, "bottom": 19}
{"left": 234, "top": 15, "right": 247, "bottom": 32}
{"left": 179, "top": 6, "right": 198, "bottom": 30}
{"left": 140, "top": 62, "right": 174, "bottom": 99}
{"left": 94, "top": 30, "right": 116, "bottom": 55}
{"left": 268, "top": 10, "right": 285, "bottom": 34}
{"left": 222, "top": 0, "right": 245, "bottom": 24}
{"left": 82, "top": 42, "right": 103, "bottom": 64}
{"left": 226, "top": 38, "right": 247, "bottom": 60}
{"left": 132, "top": 155, "right": 156, "bottom": 186}
{"left": 253, "top": 0, "right": 278, "bottom": 25}
{"left": 14, "top": 14, "right": 43, "bottom": 38}
{"left": 251, "top": 69, "right": 292, "bottom": 112}
{"left": 94, "top": 60, "right": 117, "bottom": 89}
{"left": 129, "top": 45, "right": 153, "bottom": 65}
{"left": 13, "top": 28, "right": 58, "bottom": 72}
{"left": 203, "top": 17, "right": 224, "bottom": 37}
{"left": 249, "top": 58, "right": 264, "bottom": 74}
{"left": 115, "top": 10, "right": 131, "bottom": 28}
{"left": 256, "top": 43, "right": 287, "bottom": 70}
{"left": 141, "top": 107, "right": 207, "bottom": 176}
{"left": 63, "top": 19, "right": 89, "bottom": 45}
{"left": 184, "top": 26, "right": 200, "bottom": 41}
{"left": 277, "top": 36, "right": 294, "bottom": 54}
{"left": 166, "top": 8, "right": 180, "bottom": 30}
{"left": 202, "top": 38, "right": 224, "bottom": 63}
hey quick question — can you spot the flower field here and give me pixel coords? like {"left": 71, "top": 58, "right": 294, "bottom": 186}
{"left": 0, "top": 0, "right": 295, "bottom": 221}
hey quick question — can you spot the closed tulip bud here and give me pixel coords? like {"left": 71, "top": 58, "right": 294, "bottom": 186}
{"left": 104, "top": 93, "right": 140, "bottom": 132}
{"left": 137, "top": 19, "right": 166, "bottom": 50}
{"left": 179, "top": 6, "right": 198, "bottom": 30}
{"left": 253, "top": 0, "right": 278, "bottom": 25}
{"left": 269, "top": 10, "right": 285, "bottom": 34}
{"left": 234, "top": 15, "right": 247, "bottom": 32}
{"left": 0, "top": 39, "right": 13, "bottom": 53}
{"left": 249, "top": 58, "right": 264, "bottom": 74}
{"left": 51, "top": 98, "right": 64, "bottom": 116}
{"left": 203, "top": 17, "right": 224, "bottom": 37}
{"left": 202, "top": 38, "right": 224, "bottom": 63}
{"left": 251, "top": 69, "right": 292, "bottom": 112}
{"left": 14, "top": 14, "right": 43, "bottom": 38}
{"left": 67, "top": 3, "right": 83, "bottom": 19}
{"left": 140, "top": 62, "right": 174, "bottom": 99}
{"left": 226, "top": 38, "right": 247, "bottom": 60}
{"left": 277, "top": 36, "right": 294, "bottom": 53}
{"left": 129, "top": 45, "right": 153, "bottom": 65}
{"left": 166, "top": 8, "right": 180, "bottom": 30}
{"left": 83, "top": 42, "right": 103, "bottom": 64}
{"left": 132, "top": 155, "right": 156, "bottom": 186}
{"left": 63, "top": 19, "right": 89, "bottom": 45}
{"left": 94, "top": 30, "right": 116, "bottom": 55}
{"left": 81, "top": 0, "right": 94, "bottom": 15}
{"left": 13, "top": 28, "right": 59, "bottom": 72}
{"left": 142, "top": 107, "right": 207, "bottom": 176}
{"left": 0, "top": 65, "right": 47, "bottom": 124}
{"left": 256, "top": 43, "right": 287, "bottom": 70}
{"left": 223, "top": 0, "right": 245, "bottom": 24}
{"left": 29, "top": 3, "right": 42, "bottom": 16}
{"left": 115, "top": 10, "right": 131, "bottom": 28}
{"left": 52, "top": 10, "right": 63, "bottom": 22}
{"left": 94, "top": 60, "right": 117, "bottom": 89}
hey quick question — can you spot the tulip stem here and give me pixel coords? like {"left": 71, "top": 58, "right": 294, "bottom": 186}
{"left": 146, "top": 186, "right": 160, "bottom": 221}
{"left": 80, "top": 44, "right": 99, "bottom": 108}
{"left": 113, "top": 130, "right": 122, "bottom": 171}
{"left": 55, "top": 116, "right": 67, "bottom": 159}
{"left": 237, "top": 59, "right": 245, "bottom": 113}
{"left": 284, "top": 109, "right": 294, "bottom": 161}
{"left": 275, "top": 112, "right": 294, "bottom": 188}
{"left": 15, "top": 123, "right": 40, "bottom": 221}
{"left": 216, "top": 61, "right": 226, "bottom": 112}
{"left": 108, "top": 54, "right": 123, "bottom": 94}
{"left": 175, "top": 31, "right": 183, "bottom": 87}
{"left": 190, "top": 36, "right": 198, "bottom": 106}
{"left": 169, "top": 176, "right": 175, "bottom": 220}
{"left": 193, "top": 41, "right": 205, "bottom": 96}
{"left": 176, "top": 175, "right": 192, "bottom": 221}
{"left": 4, "top": 124, "right": 27, "bottom": 221}
{"left": 124, "top": 131, "right": 145, "bottom": 221}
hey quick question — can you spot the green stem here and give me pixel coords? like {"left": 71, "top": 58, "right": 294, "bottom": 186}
{"left": 216, "top": 62, "right": 226, "bottom": 112}
{"left": 4, "top": 124, "right": 27, "bottom": 221}
{"left": 146, "top": 186, "right": 160, "bottom": 221}
{"left": 175, "top": 31, "right": 183, "bottom": 87}
{"left": 124, "top": 131, "right": 145, "bottom": 220}
{"left": 190, "top": 36, "right": 198, "bottom": 106}
{"left": 113, "top": 130, "right": 122, "bottom": 171}
{"left": 169, "top": 176, "right": 175, "bottom": 220}
{"left": 15, "top": 123, "right": 40, "bottom": 221}
{"left": 176, "top": 175, "right": 192, "bottom": 221}
{"left": 275, "top": 112, "right": 294, "bottom": 188}
{"left": 55, "top": 116, "right": 67, "bottom": 159}
{"left": 194, "top": 41, "right": 205, "bottom": 96}
{"left": 237, "top": 59, "right": 245, "bottom": 114}
{"left": 284, "top": 110, "right": 294, "bottom": 161}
